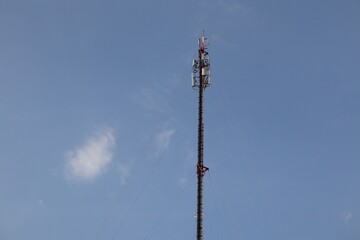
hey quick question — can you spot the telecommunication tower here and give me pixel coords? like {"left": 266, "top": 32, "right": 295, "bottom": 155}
{"left": 192, "top": 33, "right": 211, "bottom": 240}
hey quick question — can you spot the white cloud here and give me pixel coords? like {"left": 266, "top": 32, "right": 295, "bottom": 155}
{"left": 65, "top": 127, "right": 115, "bottom": 182}
{"left": 156, "top": 129, "right": 175, "bottom": 151}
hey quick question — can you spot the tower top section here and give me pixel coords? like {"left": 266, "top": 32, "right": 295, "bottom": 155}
{"left": 192, "top": 33, "right": 211, "bottom": 89}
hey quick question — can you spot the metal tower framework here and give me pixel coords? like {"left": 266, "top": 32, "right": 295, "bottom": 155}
{"left": 192, "top": 33, "right": 211, "bottom": 240}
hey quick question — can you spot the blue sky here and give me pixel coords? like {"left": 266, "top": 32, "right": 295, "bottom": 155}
{"left": 1, "top": 0, "right": 360, "bottom": 239}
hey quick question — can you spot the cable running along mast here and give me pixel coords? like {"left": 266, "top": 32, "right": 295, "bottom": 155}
{"left": 192, "top": 33, "right": 211, "bottom": 240}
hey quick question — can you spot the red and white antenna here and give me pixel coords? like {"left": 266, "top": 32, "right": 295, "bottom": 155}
{"left": 192, "top": 32, "right": 211, "bottom": 240}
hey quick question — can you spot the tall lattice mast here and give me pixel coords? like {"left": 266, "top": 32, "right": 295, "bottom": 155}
{"left": 192, "top": 33, "right": 211, "bottom": 240}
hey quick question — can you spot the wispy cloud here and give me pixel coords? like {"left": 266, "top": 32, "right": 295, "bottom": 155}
{"left": 133, "top": 88, "right": 167, "bottom": 112}
{"left": 38, "top": 199, "right": 45, "bottom": 206}
{"left": 132, "top": 76, "right": 183, "bottom": 113}
{"left": 178, "top": 176, "right": 189, "bottom": 187}
{"left": 117, "top": 163, "right": 131, "bottom": 185}
{"left": 216, "top": 0, "right": 251, "bottom": 14}
{"left": 199, "top": 0, "right": 251, "bottom": 14}
{"left": 156, "top": 129, "right": 175, "bottom": 151}
{"left": 340, "top": 211, "right": 353, "bottom": 224}
{"left": 345, "top": 212, "right": 352, "bottom": 223}
{"left": 65, "top": 127, "right": 115, "bottom": 182}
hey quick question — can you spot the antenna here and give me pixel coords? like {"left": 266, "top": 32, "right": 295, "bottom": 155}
{"left": 192, "top": 32, "right": 211, "bottom": 240}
